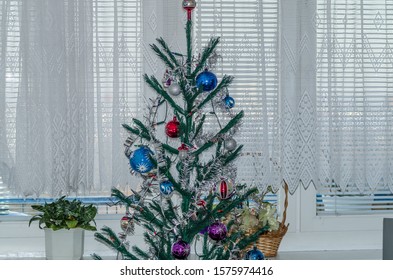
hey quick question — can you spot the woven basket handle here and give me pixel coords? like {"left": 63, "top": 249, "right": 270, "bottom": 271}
{"left": 281, "top": 181, "right": 289, "bottom": 226}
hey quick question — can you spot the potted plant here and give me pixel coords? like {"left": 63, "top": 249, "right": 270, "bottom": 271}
{"left": 28, "top": 196, "right": 98, "bottom": 260}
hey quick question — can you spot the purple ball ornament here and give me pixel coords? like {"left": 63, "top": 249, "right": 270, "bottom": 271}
{"left": 208, "top": 219, "right": 227, "bottom": 241}
{"left": 171, "top": 237, "right": 191, "bottom": 260}
{"left": 196, "top": 70, "right": 218, "bottom": 92}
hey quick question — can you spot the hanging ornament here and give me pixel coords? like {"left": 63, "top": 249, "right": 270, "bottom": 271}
{"left": 244, "top": 246, "right": 265, "bottom": 260}
{"left": 171, "top": 237, "right": 191, "bottom": 260}
{"left": 217, "top": 178, "right": 235, "bottom": 200}
{"left": 120, "top": 215, "right": 135, "bottom": 235}
{"left": 223, "top": 95, "right": 235, "bottom": 109}
{"left": 168, "top": 82, "right": 182, "bottom": 96}
{"left": 159, "top": 180, "right": 174, "bottom": 197}
{"left": 177, "top": 143, "right": 189, "bottom": 160}
{"left": 129, "top": 146, "right": 154, "bottom": 174}
{"left": 196, "top": 70, "right": 218, "bottom": 92}
{"left": 124, "top": 135, "right": 136, "bottom": 158}
{"left": 208, "top": 219, "right": 227, "bottom": 241}
{"left": 182, "top": 0, "right": 196, "bottom": 21}
{"left": 196, "top": 199, "right": 207, "bottom": 208}
{"left": 165, "top": 116, "right": 181, "bottom": 138}
{"left": 208, "top": 51, "right": 219, "bottom": 66}
{"left": 162, "top": 69, "right": 172, "bottom": 88}
{"left": 224, "top": 138, "right": 237, "bottom": 152}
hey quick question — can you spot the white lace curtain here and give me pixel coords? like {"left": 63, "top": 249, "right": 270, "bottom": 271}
{"left": 0, "top": 0, "right": 142, "bottom": 197}
{"left": 196, "top": 0, "right": 393, "bottom": 195}
{"left": 1, "top": 0, "right": 392, "bottom": 197}
{"left": 279, "top": 0, "right": 393, "bottom": 194}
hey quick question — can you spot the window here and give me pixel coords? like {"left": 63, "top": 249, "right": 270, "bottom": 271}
{"left": 316, "top": 0, "right": 393, "bottom": 216}
{"left": 194, "top": 0, "right": 279, "bottom": 191}
{"left": 0, "top": 0, "right": 143, "bottom": 216}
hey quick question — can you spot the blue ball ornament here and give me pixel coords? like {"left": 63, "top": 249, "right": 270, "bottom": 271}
{"left": 244, "top": 246, "right": 265, "bottom": 260}
{"left": 223, "top": 95, "right": 235, "bottom": 109}
{"left": 196, "top": 70, "right": 218, "bottom": 92}
{"left": 129, "top": 146, "right": 154, "bottom": 174}
{"left": 159, "top": 180, "right": 174, "bottom": 197}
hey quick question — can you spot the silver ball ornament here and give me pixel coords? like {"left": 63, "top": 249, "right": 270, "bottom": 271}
{"left": 168, "top": 82, "right": 181, "bottom": 96}
{"left": 183, "top": 0, "right": 196, "bottom": 9}
{"left": 120, "top": 215, "right": 135, "bottom": 235}
{"left": 224, "top": 138, "right": 237, "bottom": 151}
{"left": 179, "top": 150, "right": 188, "bottom": 160}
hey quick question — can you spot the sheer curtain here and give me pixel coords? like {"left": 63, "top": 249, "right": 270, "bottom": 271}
{"left": 316, "top": 0, "right": 393, "bottom": 194}
{"left": 0, "top": 0, "right": 142, "bottom": 197}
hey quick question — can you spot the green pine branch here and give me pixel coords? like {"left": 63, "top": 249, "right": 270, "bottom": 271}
{"left": 191, "top": 114, "right": 206, "bottom": 142}
{"left": 191, "top": 37, "right": 220, "bottom": 79}
{"left": 192, "top": 110, "right": 244, "bottom": 157}
{"left": 156, "top": 37, "right": 181, "bottom": 68}
{"left": 150, "top": 43, "right": 175, "bottom": 70}
{"left": 122, "top": 123, "right": 151, "bottom": 141}
{"left": 191, "top": 75, "right": 234, "bottom": 111}
{"left": 144, "top": 74, "right": 185, "bottom": 115}
{"left": 186, "top": 20, "right": 192, "bottom": 76}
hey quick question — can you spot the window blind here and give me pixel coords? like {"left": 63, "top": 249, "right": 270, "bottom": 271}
{"left": 0, "top": 0, "right": 143, "bottom": 201}
{"left": 194, "top": 0, "right": 280, "bottom": 191}
{"left": 316, "top": 0, "right": 393, "bottom": 215}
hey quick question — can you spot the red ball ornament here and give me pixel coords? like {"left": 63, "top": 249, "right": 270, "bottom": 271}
{"left": 165, "top": 116, "right": 181, "bottom": 138}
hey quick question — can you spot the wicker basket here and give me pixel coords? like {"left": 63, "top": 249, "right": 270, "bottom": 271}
{"left": 243, "top": 182, "right": 289, "bottom": 258}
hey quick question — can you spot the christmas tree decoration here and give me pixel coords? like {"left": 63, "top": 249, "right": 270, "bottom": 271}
{"left": 224, "top": 138, "right": 237, "bottom": 152}
{"left": 168, "top": 82, "right": 182, "bottom": 96}
{"left": 208, "top": 51, "right": 220, "bottom": 67}
{"left": 177, "top": 143, "right": 189, "bottom": 160}
{"left": 196, "top": 70, "right": 218, "bottom": 92}
{"left": 244, "top": 246, "right": 265, "bottom": 260}
{"left": 162, "top": 69, "right": 172, "bottom": 88}
{"left": 182, "top": 0, "right": 196, "bottom": 21}
{"left": 120, "top": 215, "right": 135, "bottom": 235}
{"left": 171, "top": 238, "right": 191, "bottom": 260}
{"left": 196, "top": 199, "right": 207, "bottom": 208}
{"left": 94, "top": 0, "right": 272, "bottom": 261}
{"left": 165, "top": 116, "right": 181, "bottom": 138}
{"left": 129, "top": 146, "right": 154, "bottom": 174}
{"left": 217, "top": 178, "right": 235, "bottom": 200}
{"left": 208, "top": 219, "right": 227, "bottom": 241}
{"left": 159, "top": 180, "right": 174, "bottom": 197}
{"left": 223, "top": 95, "right": 235, "bottom": 109}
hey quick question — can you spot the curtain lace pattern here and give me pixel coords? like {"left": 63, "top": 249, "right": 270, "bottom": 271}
{"left": 0, "top": 0, "right": 392, "bottom": 197}
{"left": 0, "top": 0, "right": 142, "bottom": 197}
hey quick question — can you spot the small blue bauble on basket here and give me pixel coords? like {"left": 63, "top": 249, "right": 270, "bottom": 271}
{"left": 196, "top": 70, "right": 218, "bottom": 92}
{"left": 129, "top": 146, "right": 154, "bottom": 174}
{"left": 223, "top": 95, "right": 235, "bottom": 109}
{"left": 159, "top": 180, "right": 174, "bottom": 197}
{"left": 244, "top": 246, "right": 265, "bottom": 260}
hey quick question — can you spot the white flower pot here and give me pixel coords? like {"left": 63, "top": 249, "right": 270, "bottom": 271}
{"left": 44, "top": 228, "right": 85, "bottom": 260}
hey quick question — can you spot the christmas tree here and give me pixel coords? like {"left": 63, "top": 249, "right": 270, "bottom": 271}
{"left": 94, "top": 0, "right": 270, "bottom": 260}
